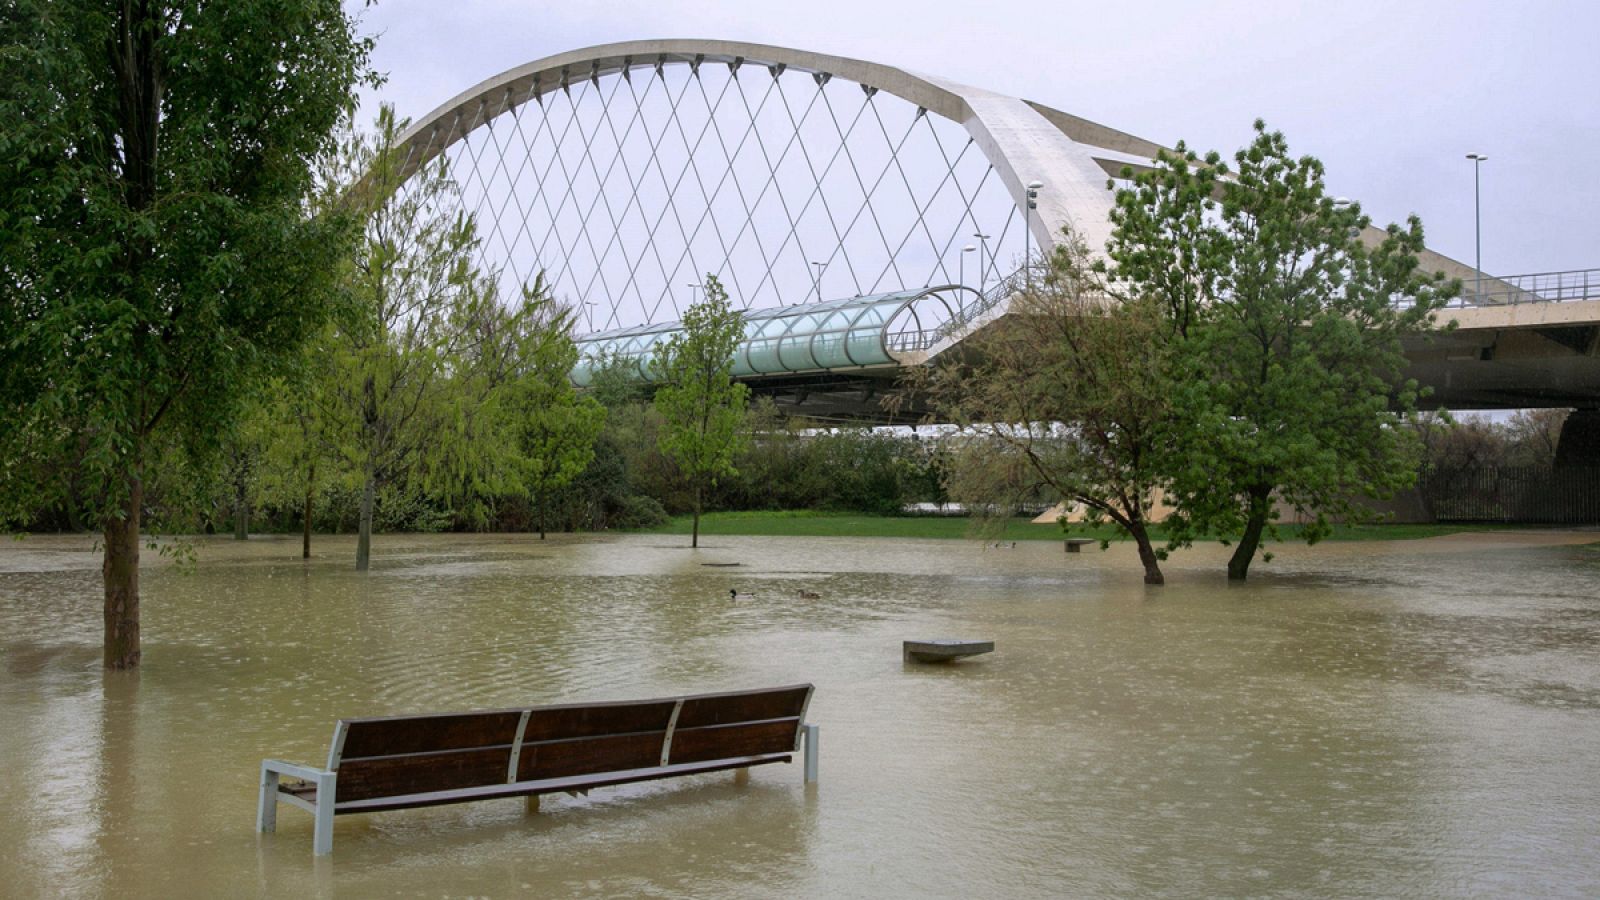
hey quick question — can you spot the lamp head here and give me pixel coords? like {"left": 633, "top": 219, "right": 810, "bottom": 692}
{"left": 1027, "top": 180, "right": 1043, "bottom": 190}
{"left": 963, "top": 245, "right": 976, "bottom": 252}
{"left": 1466, "top": 153, "right": 1488, "bottom": 161}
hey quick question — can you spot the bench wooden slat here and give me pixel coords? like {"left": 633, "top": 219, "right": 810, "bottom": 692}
{"left": 669, "top": 718, "right": 800, "bottom": 764}
{"left": 518, "top": 730, "right": 665, "bottom": 781}
{"left": 336, "top": 745, "right": 513, "bottom": 802}
{"left": 331, "top": 753, "right": 793, "bottom": 814}
{"left": 339, "top": 710, "right": 524, "bottom": 759}
{"left": 676, "top": 686, "right": 809, "bottom": 729}
{"left": 522, "top": 700, "right": 678, "bottom": 742}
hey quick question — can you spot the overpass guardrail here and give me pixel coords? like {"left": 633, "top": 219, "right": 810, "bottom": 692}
{"left": 886, "top": 265, "right": 1600, "bottom": 353}
{"left": 1448, "top": 267, "right": 1600, "bottom": 308}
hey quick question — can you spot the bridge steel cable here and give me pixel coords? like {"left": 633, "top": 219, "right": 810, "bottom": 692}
{"left": 372, "top": 39, "right": 1536, "bottom": 399}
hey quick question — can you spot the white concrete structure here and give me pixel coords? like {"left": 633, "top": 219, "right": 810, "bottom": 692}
{"left": 393, "top": 39, "right": 1134, "bottom": 262}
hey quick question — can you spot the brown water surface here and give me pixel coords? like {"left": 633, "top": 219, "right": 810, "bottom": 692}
{"left": 3, "top": 532, "right": 1600, "bottom": 898}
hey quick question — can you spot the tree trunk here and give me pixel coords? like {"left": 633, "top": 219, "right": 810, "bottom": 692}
{"left": 356, "top": 473, "right": 375, "bottom": 572}
{"left": 103, "top": 471, "right": 143, "bottom": 670}
{"left": 302, "top": 460, "right": 315, "bottom": 559}
{"left": 537, "top": 493, "right": 546, "bottom": 540}
{"left": 1227, "top": 486, "right": 1273, "bottom": 581}
{"left": 1129, "top": 520, "right": 1165, "bottom": 585}
{"left": 691, "top": 483, "right": 701, "bottom": 549}
{"left": 233, "top": 492, "right": 248, "bottom": 541}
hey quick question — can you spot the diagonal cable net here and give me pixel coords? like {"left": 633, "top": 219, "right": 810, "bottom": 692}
{"left": 431, "top": 61, "right": 1026, "bottom": 335}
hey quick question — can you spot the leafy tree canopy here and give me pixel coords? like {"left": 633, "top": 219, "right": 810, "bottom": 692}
{"left": 653, "top": 276, "right": 749, "bottom": 547}
{"left": 0, "top": 0, "right": 375, "bottom": 665}
{"left": 1107, "top": 120, "right": 1457, "bottom": 579}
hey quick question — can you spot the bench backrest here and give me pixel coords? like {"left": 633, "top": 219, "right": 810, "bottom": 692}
{"left": 328, "top": 684, "right": 813, "bottom": 803}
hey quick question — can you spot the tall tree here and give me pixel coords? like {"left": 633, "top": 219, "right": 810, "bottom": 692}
{"left": 321, "top": 106, "right": 503, "bottom": 571}
{"left": 0, "top": 1, "right": 373, "bottom": 667}
{"left": 1108, "top": 121, "right": 1455, "bottom": 580}
{"left": 500, "top": 287, "right": 604, "bottom": 539}
{"left": 654, "top": 276, "right": 749, "bottom": 548}
{"left": 251, "top": 341, "right": 348, "bottom": 559}
{"left": 912, "top": 235, "right": 1178, "bottom": 584}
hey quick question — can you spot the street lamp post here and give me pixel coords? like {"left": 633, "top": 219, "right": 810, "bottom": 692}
{"left": 685, "top": 282, "right": 702, "bottom": 312}
{"left": 1466, "top": 153, "right": 1487, "bottom": 302}
{"left": 960, "top": 245, "right": 976, "bottom": 292}
{"left": 973, "top": 232, "right": 990, "bottom": 293}
{"left": 811, "top": 260, "right": 826, "bottom": 303}
{"left": 1024, "top": 181, "right": 1042, "bottom": 289}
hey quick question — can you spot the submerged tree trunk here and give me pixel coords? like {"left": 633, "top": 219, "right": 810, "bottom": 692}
{"left": 232, "top": 448, "right": 250, "bottom": 539}
{"left": 1128, "top": 519, "right": 1165, "bottom": 585}
{"left": 301, "top": 459, "right": 315, "bottom": 559}
{"left": 233, "top": 492, "right": 248, "bottom": 540}
{"left": 356, "top": 472, "right": 375, "bottom": 572}
{"left": 537, "top": 492, "right": 546, "bottom": 540}
{"left": 1227, "top": 485, "right": 1273, "bottom": 581}
{"left": 691, "top": 483, "right": 701, "bottom": 549}
{"left": 103, "top": 469, "right": 143, "bottom": 670}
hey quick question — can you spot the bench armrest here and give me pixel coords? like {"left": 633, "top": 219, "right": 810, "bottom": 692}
{"left": 262, "top": 758, "right": 329, "bottom": 782}
{"left": 259, "top": 758, "right": 339, "bottom": 854}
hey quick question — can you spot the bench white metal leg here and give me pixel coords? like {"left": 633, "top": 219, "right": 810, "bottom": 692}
{"left": 801, "top": 723, "right": 819, "bottom": 783}
{"left": 259, "top": 758, "right": 338, "bottom": 854}
{"left": 258, "top": 763, "right": 279, "bottom": 833}
{"left": 313, "top": 771, "right": 337, "bottom": 856}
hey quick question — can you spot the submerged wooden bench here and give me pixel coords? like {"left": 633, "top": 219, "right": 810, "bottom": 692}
{"left": 257, "top": 684, "right": 817, "bottom": 855}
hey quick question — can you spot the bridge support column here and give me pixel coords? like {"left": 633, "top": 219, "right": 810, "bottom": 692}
{"left": 1555, "top": 409, "right": 1600, "bottom": 469}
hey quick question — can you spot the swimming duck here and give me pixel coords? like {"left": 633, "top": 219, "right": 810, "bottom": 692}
{"left": 797, "top": 589, "right": 821, "bottom": 600}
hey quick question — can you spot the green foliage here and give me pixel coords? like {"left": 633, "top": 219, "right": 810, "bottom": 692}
{"left": 911, "top": 234, "right": 1176, "bottom": 583}
{"left": 320, "top": 106, "right": 516, "bottom": 567}
{"left": 586, "top": 350, "right": 656, "bottom": 408}
{"left": 0, "top": 0, "right": 374, "bottom": 663}
{"left": 251, "top": 342, "right": 350, "bottom": 535}
{"left": 302, "top": 110, "right": 605, "bottom": 560}
{"left": 498, "top": 280, "right": 606, "bottom": 537}
{"left": 1107, "top": 120, "right": 1456, "bottom": 579}
{"left": 723, "top": 415, "right": 944, "bottom": 515}
{"left": 652, "top": 276, "right": 750, "bottom": 545}
{"left": 0, "top": 0, "right": 374, "bottom": 525}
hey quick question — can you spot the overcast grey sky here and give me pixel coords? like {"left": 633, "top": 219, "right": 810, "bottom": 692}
{"left": 354, "top": 0, "right": 1598, "bottom": 278}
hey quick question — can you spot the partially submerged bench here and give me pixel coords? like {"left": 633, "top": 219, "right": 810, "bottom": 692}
{"left": 257, "top": 684, "right": 817, "bottom": 855}
{"left": 903, "top": 638, "right": 995, "bottom": 663}
{"left": 1063, "top": 538, "right": 1096, "bottom": 553}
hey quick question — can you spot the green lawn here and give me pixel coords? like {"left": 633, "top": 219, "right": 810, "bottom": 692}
{"left": 632, "top": 510, "right": 1540, "bottom": 542}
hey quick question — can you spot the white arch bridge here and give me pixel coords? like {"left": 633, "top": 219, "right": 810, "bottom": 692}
{"left": 390, "top": 39, "right": 1600, "bottom": 421}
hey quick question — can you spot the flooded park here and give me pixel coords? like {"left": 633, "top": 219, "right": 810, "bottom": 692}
{"left": 1, "top": 531, "right": 1599, "bottom": 898}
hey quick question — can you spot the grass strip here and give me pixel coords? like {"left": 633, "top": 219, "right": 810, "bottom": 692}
{"left": 632, "top": 511, "right": 1544, "bottom": 542}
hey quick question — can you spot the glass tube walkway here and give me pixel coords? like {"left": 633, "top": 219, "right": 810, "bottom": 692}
{"left": 571, "top": 285, "right": 980, "bottom": 386}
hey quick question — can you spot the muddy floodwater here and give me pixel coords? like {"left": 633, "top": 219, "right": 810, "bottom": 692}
{"left": 3, "top": 531, "right": 1600, "bottom": 898}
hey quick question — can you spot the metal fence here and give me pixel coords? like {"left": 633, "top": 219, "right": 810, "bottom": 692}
{"left": 1417, "top": 466, "right": 1600, "bottom": 523}
{"left": 1449, "top": 267, "right": 1600, "bottom": 308}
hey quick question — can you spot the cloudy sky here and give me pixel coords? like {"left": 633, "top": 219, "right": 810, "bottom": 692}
{"left": 353, "top": 0, "right": 1598, "bottom": 278}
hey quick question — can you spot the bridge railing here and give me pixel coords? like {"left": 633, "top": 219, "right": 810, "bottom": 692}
{"left": 1447, "top": 267, "right": 1600, "bottom": 308}
{"left": 880, "top": 270, "right": 1022, "bottom": 354}
{"left": 884, "top": 267, "right": 1030, "bottom": 352}
{"left": 883, "top": 264, "right": 1600, "bottom": 349}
